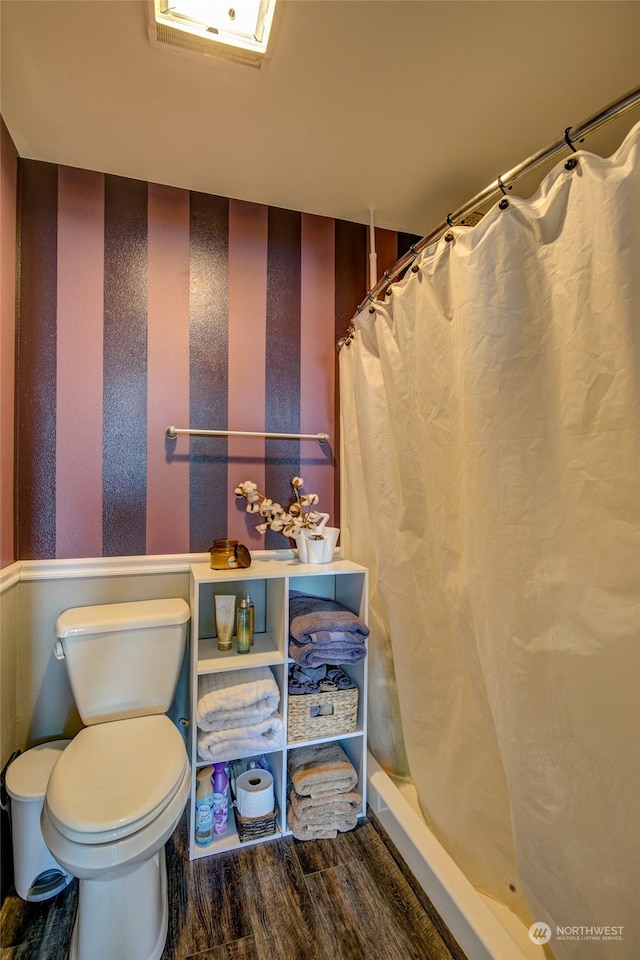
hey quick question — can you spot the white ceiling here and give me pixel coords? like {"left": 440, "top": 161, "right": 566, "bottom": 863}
{"left": 2, "top": 1, "right": 639, "bottom": 236}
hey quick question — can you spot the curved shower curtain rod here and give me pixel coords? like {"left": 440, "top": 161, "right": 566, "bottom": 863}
{"left": 340, "top": 84, "right": 640, "bottom": 346}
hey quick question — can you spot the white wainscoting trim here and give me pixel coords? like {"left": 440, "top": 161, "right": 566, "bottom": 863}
{"left": 6, "top": 549, "right": 297, "bottom": 583}
{"left": 0, "top": 561, "right": 20, "bottom": 591}
{"left": 17, "top": 553, "right": 208, "bottom": 582}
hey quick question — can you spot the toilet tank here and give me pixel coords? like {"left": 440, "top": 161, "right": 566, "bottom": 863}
{"left": 54, "top": 598, "right": 190, "bottom": 725}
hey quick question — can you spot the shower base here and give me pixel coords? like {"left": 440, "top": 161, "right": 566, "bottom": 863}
{"left": 367, "top": 753, "right": 546, "bottom": 960}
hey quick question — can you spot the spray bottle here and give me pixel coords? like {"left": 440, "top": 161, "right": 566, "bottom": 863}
{"left": 236, "top": 597, "right": 252, "bottom": 653}
{"left": 212, "top": 762, "right": 229, "bottom": 835}
{"left": 245, "top": 593, "right": 255, "bottom": 645}
{"left": 195, "top": 765, "right": 214, "bottom": 846}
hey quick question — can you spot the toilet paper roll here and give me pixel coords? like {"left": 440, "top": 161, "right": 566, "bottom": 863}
{"left": 235, "top": 769, "right": 275, "bottom": 818}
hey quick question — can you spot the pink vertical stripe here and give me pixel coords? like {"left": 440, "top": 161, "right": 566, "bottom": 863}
{"left": 227, "top": 200, "right": 268, "bottom": 546}
{"left": 146, "top": 184, "right": 191, "bottom": 555}
{"left": 301, "top": 214, "right": 336, "bottom": 525}
{"left": 56, "top": 167, "right": 104, "bottom": 559}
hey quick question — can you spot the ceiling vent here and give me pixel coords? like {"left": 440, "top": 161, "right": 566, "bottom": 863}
{"left": 150, "top": 0, "right": 276, "bottom": 69}
{"left": 457, "top": 211, "right": 484, "bottom": 227}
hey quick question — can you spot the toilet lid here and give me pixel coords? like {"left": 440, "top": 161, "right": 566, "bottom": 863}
{"left": 46, "top": 715, "right": 188, "bottom": 844}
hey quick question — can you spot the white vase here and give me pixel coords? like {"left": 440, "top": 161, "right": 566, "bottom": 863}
{"left": 319, "top": 526, "right": 340, "bottom": 561}
{"left": 314, "top": 513, "right": 330, "bottom": 535}
{"left": 305, "top": 534, "right": 327, "bottom": 564}
{"left": 294, "top": 517, "right": 340, "bottom": 564}
{"left": 294, "top": 532, "right": 309, "bottom": 563}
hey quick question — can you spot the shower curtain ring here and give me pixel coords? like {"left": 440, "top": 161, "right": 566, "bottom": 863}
{"left": 446, "top": 213, "right": 455, "bottom": 227}
{"left": 564, "top": 127, "right": 578, "bottom": 152}
{"left": 498, "top": 177, "right": 509, "bottom": 195}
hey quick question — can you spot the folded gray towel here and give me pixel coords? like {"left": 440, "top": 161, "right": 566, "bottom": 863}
{"left": 288, "top": 664, "right": 356, "bottom": 696}
{"left": 289, "top": 591, "right": 369, "bottom": 644}
{"left": 287, "top": 797, "right": 359, "bottom": 841}
{"left": 294, "top": 663, "right": 328, "bottom": 683}
{"left": 288, "top": 742, "right": 358, "bottom": 798}
{"left": 289, "top": 635, "right": 366, "bottom": 668}
{"left": 288, "top": 786, "right": 362, "bottom": 821}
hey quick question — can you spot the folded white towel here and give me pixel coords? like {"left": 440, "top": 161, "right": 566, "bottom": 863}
{"left": 197, "top": 666, "right": 280, "bottom": 731}
{"left": 197, "top": 712, "right": 286, "bottom": 762}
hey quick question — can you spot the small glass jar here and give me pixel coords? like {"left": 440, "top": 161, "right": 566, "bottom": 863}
{"left": 209, "top": 539, "right": 251, "bottom": 570}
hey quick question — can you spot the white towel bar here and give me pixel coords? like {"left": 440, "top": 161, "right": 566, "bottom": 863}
{"left": 165, "top": 426, "right": 329, "bottom": 444}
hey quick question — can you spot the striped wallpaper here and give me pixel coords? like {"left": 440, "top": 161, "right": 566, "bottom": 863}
{"left": 14, "top": 159, "right": 417, "bottom": 561}
{"left": 0, "top": 120, "right": 17, "bottom": 569}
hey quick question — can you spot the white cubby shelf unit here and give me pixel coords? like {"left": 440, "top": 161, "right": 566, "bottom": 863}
{"left": 187, "top": 553, "right": 369, "bottom": 860}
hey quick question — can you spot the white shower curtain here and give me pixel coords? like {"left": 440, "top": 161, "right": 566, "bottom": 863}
{"left": 340, "top": 121, "right": 640, "bottom": 960}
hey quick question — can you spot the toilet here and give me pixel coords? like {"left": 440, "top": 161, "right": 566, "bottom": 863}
{"left": 40, "top": 598, "right": 191, "bottom": 960}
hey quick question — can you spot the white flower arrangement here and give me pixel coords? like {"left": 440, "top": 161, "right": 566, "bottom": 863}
{"left": 234, "top": 476, "right": 322, "bottom": 537}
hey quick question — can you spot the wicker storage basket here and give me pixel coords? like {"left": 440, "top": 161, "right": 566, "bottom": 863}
{"left": 287, "top": 685, "right": 358, "bottom": 742}
{"left": 228, "top": 758, "right": 278, "bottom": 842}
{"left": 232, "top": 804, "right": 278, "bottom": 842}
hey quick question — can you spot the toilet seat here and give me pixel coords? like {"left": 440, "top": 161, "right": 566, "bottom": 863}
{"left": 46, "top": 715, "right": 188, "bottom": 844}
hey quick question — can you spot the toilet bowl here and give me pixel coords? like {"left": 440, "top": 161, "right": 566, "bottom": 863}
{"left": 42, "top": 598, "right": 191, "bottom": 960}
{"left": 42, "top": 715, "right": 190, "bottom": 960}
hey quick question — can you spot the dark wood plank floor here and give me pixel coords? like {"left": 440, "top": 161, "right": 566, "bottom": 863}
{"left": 0, "top": 810, "right": 467, "bottom": 960}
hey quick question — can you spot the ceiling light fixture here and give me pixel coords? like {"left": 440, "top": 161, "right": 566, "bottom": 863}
{"left": 151, "top": 0, "right": 276, "bottom": 68}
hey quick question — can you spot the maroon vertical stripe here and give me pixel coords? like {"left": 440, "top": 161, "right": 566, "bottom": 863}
{"left": 397, "top": 231, "right": 422, "bottom": 282}
{"left": 334, "top": 219, "right": 367, "bottom": 522}
{"left": 335, "top": 219, "right": 367, "bottom": 340}
{"left": 398, "top": 231, "right": 422, "bottom": 259}
{"left": 189, "top": 192, "right": 229, "bottom": 552}
{"left": 1, "top": 120, "right": 18, "bottom": 567}
{"left": 16, "top": 160, "right": 58, "bottom": 560}
{"left": 227, "top": 200, "right": 268, "bottom": 547}
{"left": 102, "top": 176, "right": 148, "bottom": 556}
{"left": 264, "top": 208, "right": 301, "bottom": 549}
{"left": 56, "top": 167, "right": 104, "bottom": 560}
{"left": 300, "top": 214, "right": 335, "bottom": 528}
{"left": 375, "top": 228, "right": 399, "bottom": 284}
